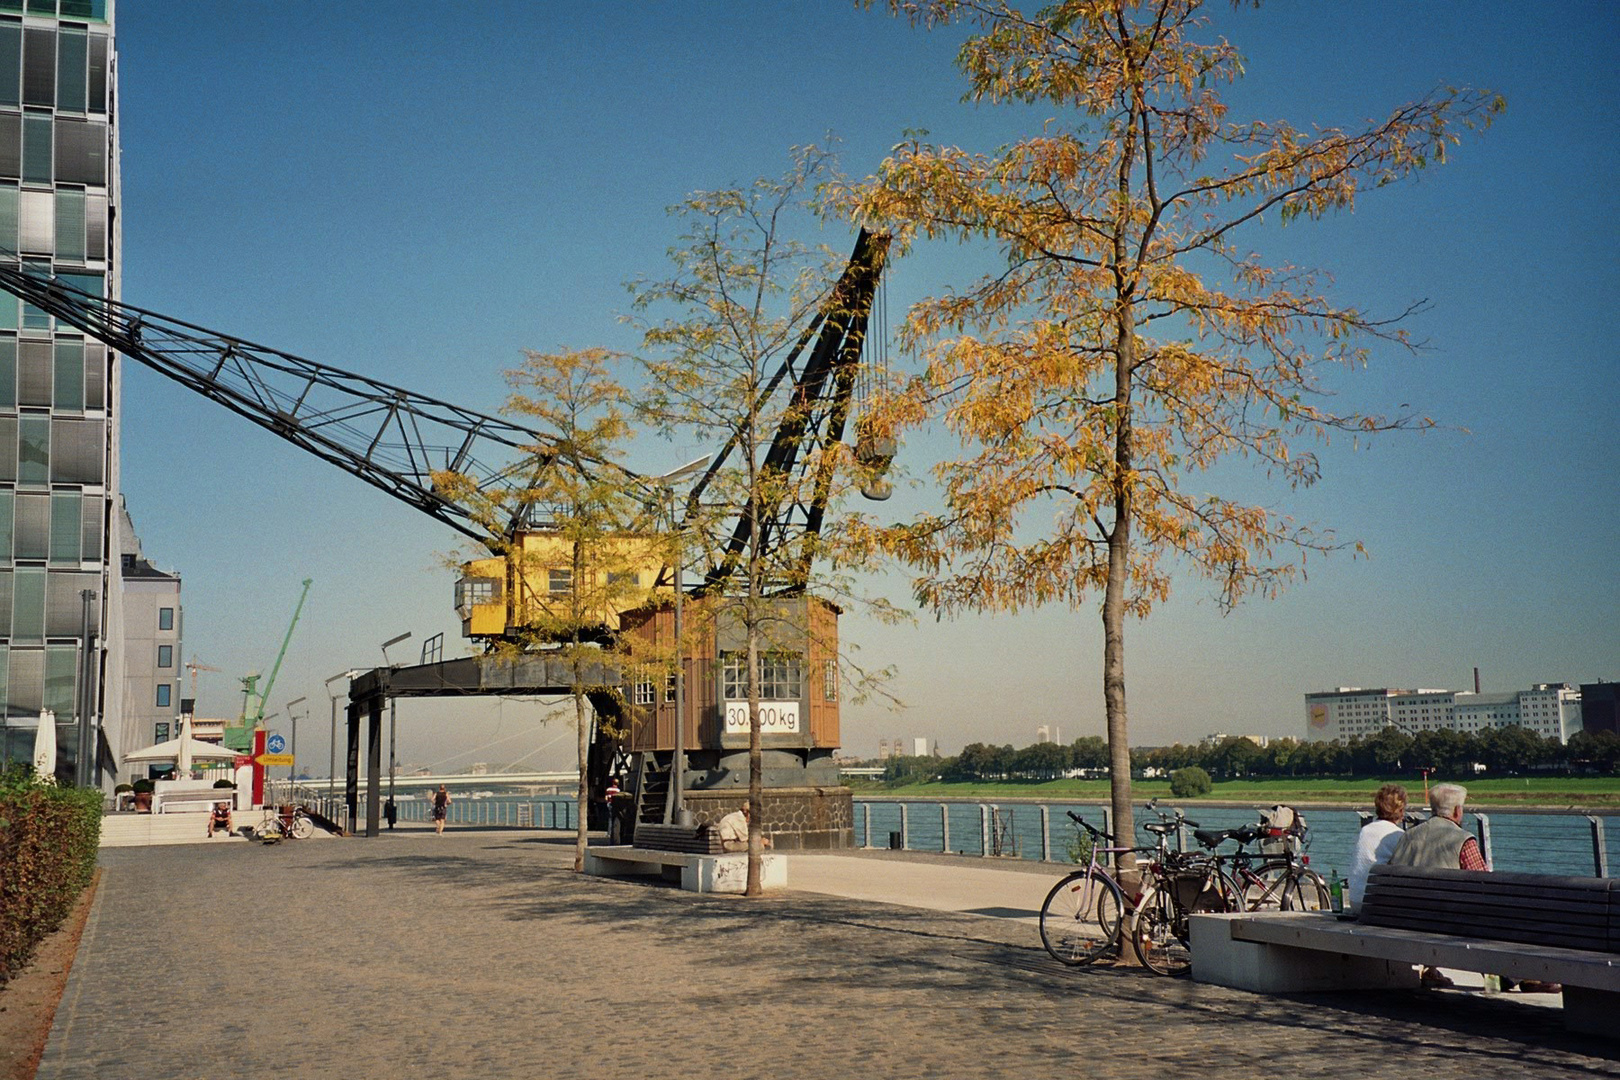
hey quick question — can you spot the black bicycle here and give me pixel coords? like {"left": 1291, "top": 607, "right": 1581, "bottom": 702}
{"left": 1130, "top": 802, "right": 1239, "bottom": 976}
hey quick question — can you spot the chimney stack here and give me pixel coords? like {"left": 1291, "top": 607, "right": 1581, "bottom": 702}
{"left": 1473, "top": 667, "right": 1480, "bottom": 694}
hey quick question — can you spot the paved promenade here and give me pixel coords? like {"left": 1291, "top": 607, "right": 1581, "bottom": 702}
{"left": 41, "top": 832, "right": 1618, "bottom": 1079}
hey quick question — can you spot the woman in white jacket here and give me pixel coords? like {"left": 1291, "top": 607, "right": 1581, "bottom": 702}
{"left": 1347, "top": 783, "right": 1407, "bottom": 909}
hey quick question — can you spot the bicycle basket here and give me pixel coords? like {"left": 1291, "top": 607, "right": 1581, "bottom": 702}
{"left": 1258, "top": 804, "right": 1306, "bottom": 856}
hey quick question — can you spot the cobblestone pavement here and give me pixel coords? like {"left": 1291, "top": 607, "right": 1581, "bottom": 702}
{"left": 41, "top": 833, "right": 1620, "bottom": 1080}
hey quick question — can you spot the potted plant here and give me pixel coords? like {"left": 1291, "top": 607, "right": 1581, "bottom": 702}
{"left": 131, "top": 777, "right": 155, "bottom": 813}
{"left": 114, "top": 781, "right": 134, "bottom": 812}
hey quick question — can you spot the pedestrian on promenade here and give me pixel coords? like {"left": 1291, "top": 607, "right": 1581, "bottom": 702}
{"left": 432, "top": 785, "right": 451, "bottom": 835}
{"left": 1347, "top": 783, "right": 1406, "bottom": 909}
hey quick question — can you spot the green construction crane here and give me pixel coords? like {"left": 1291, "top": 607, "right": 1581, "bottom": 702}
{"left": 223, "top": 579, "right": 313, "bottom": 751}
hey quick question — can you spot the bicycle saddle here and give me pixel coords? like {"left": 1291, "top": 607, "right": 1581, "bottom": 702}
{"left": 1192, "top": 827, "right": 1232, "bottom": 849}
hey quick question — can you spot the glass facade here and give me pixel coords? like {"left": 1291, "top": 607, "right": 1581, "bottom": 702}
{"left": 0, "top": 2, "right": 114, "bottom": 780}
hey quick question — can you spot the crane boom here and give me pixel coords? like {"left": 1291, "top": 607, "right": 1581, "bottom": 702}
{"left": 0, "top": 231, "right": 890, "bottom": 632}
{"left": 0, "top": 262, "right": 553, "bottom": 545}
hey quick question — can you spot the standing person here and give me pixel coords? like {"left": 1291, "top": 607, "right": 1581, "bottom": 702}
{"left": 432, "top": 785, "right": 451, "bottom": 835}
{"left": 1347, "top": 783, "right": 1406, "bottom": 909}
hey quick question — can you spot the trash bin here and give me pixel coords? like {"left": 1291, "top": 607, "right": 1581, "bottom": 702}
{"left": 889, "top": 830, "right": 902, "bottom": 850}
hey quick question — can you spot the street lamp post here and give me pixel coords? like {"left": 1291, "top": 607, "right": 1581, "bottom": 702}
{"left": 325, "top": 670, "right": 360, "bottom": 799}
{"left": 286, "top": 696, "right": 307, "bottom": 783}
{"left": 649, "top": 455, "right": 710, "bottom": 827}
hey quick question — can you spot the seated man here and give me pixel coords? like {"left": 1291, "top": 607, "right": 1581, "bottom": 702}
{"left": 206, "top": 801, "right": 233, "bottom": 838}
{"left": 1386, "top": 782, "right": 1558, "bottom": 994}
{"left": 715, "top": 804, "right": 770, "bottom": 853}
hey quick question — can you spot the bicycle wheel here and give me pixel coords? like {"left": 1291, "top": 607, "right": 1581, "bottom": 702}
{"left": 289, "top": 815, "right": 314, "bottom": 840}
{"left": 1279, "top": 869, "right": 1330, "bottom": 911}
{"left": 1040, "top": 870, "right": 1125, "bottom": 966}
{"left": 1131, "top": 884, "right": 1192, "bottom": 976}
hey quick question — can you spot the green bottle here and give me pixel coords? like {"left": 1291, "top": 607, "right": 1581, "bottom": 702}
{"left": 1329, "top": 869, "right": 1344, "bottom": 913}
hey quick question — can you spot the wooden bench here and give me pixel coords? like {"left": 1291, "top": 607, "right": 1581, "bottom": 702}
{"left": 1189, "top": 864, "right": 1620, "bottom": 1039}
{"left": 583, "top": 845, "right": 786, "bottom": 894}
{"left": 629, "top": 823, "right": 727, "bottom": 854}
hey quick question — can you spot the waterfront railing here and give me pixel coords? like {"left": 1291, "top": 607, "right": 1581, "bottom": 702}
{"left": 850, "top": 798, "right": 1618, "bottom": 879}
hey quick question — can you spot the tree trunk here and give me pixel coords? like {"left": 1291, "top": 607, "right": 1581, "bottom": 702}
{"left": 572, "top": 538, "right": 589, "bottom": 873}
{"left": 746, "top": 622, "right": 763, "bottom": 896}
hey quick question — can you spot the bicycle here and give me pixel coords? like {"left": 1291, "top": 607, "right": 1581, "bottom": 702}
{"left": 1191, "top": 821, "right": 1331, "bottom": 912}
{"left": 1130, "top": 801, "right": 1239, "bottom": 976}
{"left": 251, "top": 804, "right": 315, "bottom": 843}
{"left": 1038, "top": 812, "right": 1135, "bottom": 966}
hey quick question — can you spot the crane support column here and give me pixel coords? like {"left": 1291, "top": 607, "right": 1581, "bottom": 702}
{"left": 345, "top": 699, "right": 362, "bottom": 834}
{"left": 366, "top": 690, "right": 384, "bottom": 837}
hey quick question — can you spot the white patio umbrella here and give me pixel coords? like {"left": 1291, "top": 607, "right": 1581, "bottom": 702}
{"left": 123, "top": 716, "right": 240, "bottom": 769}
{"left": 31, "top": 708, "right": 56, "bottom": 782}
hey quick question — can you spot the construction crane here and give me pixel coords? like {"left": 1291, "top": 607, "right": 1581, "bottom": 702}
{"left": 223, "top": 578, "right": 313, "bottom": 751}
{"left": 0, "top": 232, "right": 891, "bottom": 641}
{"left": 184, "top": 657, "right": 221, "bottom": 700}
{"left": 0, "top": 235, "right": 890, "bottom": 836}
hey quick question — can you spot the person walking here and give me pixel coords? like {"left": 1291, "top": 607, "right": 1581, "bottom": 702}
{"left": 432, "top": 785, "right": 451, "bottom": 835}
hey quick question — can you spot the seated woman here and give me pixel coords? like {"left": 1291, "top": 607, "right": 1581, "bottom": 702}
{"left": 206, "top": 801, "right": 234, "bottom": 838}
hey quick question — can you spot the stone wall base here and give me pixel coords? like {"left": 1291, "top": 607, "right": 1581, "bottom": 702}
{"left": 682, "top": 786, "right": 853, "bottom": 851}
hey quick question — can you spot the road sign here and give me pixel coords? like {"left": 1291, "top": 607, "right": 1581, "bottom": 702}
{"left": 266, "top": 733, "right": 287, "bottom": 754}
{"left": 257, "top": 753, "right": 295, "bottom": 767}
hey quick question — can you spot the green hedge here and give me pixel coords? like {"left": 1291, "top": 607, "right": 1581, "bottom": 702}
{"left": 0, "top": 765, "right": 102, "bottom": 988}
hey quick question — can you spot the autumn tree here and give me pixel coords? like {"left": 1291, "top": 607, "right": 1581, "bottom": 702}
{"left": 843, "top": 0, "right": 1501, "bottom": 857}
{"left": 632, "top": 148, "right": 897, "bottom": 894}
{"left": 438, "top": 347, "right": 647, "bottom": 873}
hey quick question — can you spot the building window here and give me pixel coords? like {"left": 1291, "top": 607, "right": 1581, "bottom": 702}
{"left": 156, "top": 683, "right": 171, "bottom": 708}
{"left": 158, "top": 607, "right": 173, "bottom": 630}
{"left": 154, "top": 721, "right": 169, "bottom": 742}
{"left": 722, "top": 652, "right": 803, "bottom": 701}
{"left": 547, "top": 568, "right": 572, "bottom": 595}
{"left": 663, "top": 672, "right": 676, "bottom": 704}
{"left": 823, "top": 658, "right": 837, "bottom": 702}
{"left": 633, "top": 680, "right": 654, "bottom": 706}
{"left": 157, "top": 644, "right": 172, "bottom": 668}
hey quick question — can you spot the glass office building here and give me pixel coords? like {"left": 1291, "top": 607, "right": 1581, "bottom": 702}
{"left": 0, "top": 0, "right": 121, "bottom": 785}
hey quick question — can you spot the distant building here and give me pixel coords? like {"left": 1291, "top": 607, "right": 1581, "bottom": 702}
{"left": 912, "top": 737, "right": 928, "bottom": 757}
{"left": 1202, "top": 732, "right": 1269, "bottom": 749}
{"left": 1580, "top": 682, "right": 1618, "bottom": 737}
{"left": 1035, "top": 724, "right": 1062, "bottom": 744}
{"left": 1305, "top": 683, "right": 1584, "bottom": 744}
{"left": 119, "top": 511, "right": 181, "bottom": 776}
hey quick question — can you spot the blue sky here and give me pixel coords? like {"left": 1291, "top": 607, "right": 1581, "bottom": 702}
{"left": 110, "top": 2, "right": 1617, "bottom": 770}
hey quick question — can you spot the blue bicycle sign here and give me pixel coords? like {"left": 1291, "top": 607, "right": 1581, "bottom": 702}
{"left": 266, "top": 733, "right": 287, "bottom": 754}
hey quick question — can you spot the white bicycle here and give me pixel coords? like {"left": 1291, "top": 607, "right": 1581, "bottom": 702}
{"left": 251, "top": 805, "right": 315, "bottom": 842}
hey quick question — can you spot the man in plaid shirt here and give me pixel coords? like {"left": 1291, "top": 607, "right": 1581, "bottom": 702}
{"left": 1387, "top": 782, "right": 1556, "bottom": 992}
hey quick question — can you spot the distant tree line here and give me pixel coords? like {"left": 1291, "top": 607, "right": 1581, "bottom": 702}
{"left": 874, "top": 727, "right": 1620, "bottom": 784}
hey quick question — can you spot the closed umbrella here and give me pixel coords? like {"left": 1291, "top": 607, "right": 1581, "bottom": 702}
{"left": 31, "top": 708, "right": 55, "bottom": 783}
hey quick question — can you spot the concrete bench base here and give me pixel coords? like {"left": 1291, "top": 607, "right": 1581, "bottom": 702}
{"left": 1190, "top": 912, "right": 1620, "bottom": 1039}
{"left": 584, "top": 845, "right": 786, "bottom": 894}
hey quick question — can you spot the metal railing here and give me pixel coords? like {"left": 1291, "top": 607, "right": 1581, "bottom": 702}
{"left": 854, "top": 799, "right": 1617, "bottom": 878}
{"left": 273, "top": 780, "right": 577, "bottom": 832}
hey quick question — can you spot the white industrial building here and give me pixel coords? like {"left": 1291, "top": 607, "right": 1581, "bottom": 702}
{"left": 1304, "top": 684, "right": 1584, "bottom": 744}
